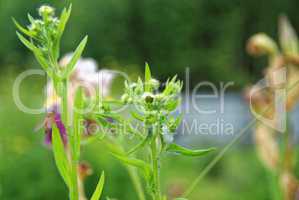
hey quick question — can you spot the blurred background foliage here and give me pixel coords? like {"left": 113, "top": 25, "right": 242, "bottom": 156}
{"left": 1, "top": 0, "right": 299, "bottom": 87}
{"left": 1, "top": 0, "right": 299, "bottom": 199}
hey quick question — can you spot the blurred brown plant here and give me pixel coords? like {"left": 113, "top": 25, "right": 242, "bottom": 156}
{"left": 245, "top": 15, "right": 299, "bottom": 200}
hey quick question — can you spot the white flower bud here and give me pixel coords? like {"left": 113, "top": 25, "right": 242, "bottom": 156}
{"left": 149, "top": 78, "right": 160, "bottom": 89}
{"left": 38, "top": 5, "right": 55, "bottom": 17}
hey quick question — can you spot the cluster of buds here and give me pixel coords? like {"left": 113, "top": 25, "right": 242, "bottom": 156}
{"left": 121, "top": 77, "right": 160, "bottom": 104}
{"left": 116, "top": 65, "right": 214, "bottom": 200}
{"left": 16, "top": 5, "right": 61, "bottom": 55}
{"left": 121, "top": 66, "right": 183, "bottom": 141}
{"left": 14, "top": 4, "right": 88, "bottom": 80}
{"left": 34, "top": 6, "right": 59, "bottom": 40}
{"left": 122, "top": 76, "right": 182, "bottom": 112}
{"left": 245, "top": 15, "right": 299, "bottom": 200}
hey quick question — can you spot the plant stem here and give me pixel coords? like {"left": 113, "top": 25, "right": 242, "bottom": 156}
{"left": 78, "top": 176, "right": 87, "bottom": 200}
{"left": 70, "top": 160, "right": 79, "bottom": 200}
{"left": 151, "top": 135, "right": 161, "bottom": 200}
{"left": 61, "top": 79, "right": 79, "bottom": 200}
{"left": 126, "top": 166, "right": 146, "bottom": 200}
{"left": 61, "top": 78, "right": 68, "bottom": 125}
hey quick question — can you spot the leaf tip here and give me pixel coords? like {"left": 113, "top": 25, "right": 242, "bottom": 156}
{"left": 68, "top": 4, "right": 73, "bottom": 12}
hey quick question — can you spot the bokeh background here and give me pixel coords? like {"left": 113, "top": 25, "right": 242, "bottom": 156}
{"left": 1, "top": 0, "right": 299, "bottom": 199}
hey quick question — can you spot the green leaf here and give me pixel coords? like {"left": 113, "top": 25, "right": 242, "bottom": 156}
{"left": 174, "top": 114, "right": 183, "bottom": 128}
{"left": 64, "top": 35, "right": 88, "bottom": 77}
{"left": 33, "top": 50, "right": 51, "bottom": 74}
{"left": 52, "top": 126, "right": 70, "bottom": 186}
{"left": 53, "top": 5, "right": 72, "bottom": 60}
{"left": 279, "top": 15, "right": 298, "bottom": 55}
{"left": 17, "top": 32, "right": 51, "bottom": 74}
{"left": 144, "top": 62, "right": 151, "bottom": 92}
{"left": 168, "top": 114, "right": 183, "bottom": 132}
{"left": 174, "top": 198, "right": 188, "bottom": 200}
{"left": 104, "top": 141, "right": 124, "bottom": 155}
{"left": 165, "top": 99, "right": 180, "bottom": 112}
{"left": 57, "top": 5, "right": 72, "bottom": 39}
{"left": 91, "top": 171, "right": 105, "bottom": 200}
{"left": 127, "top": 134, "right": 150, "bottom": 155}
{"left": 166, "top": 143, "right": 215, "bottom": 157}
{"left": 13, "top": 18, "right": 35, "bottom": 37}
{"left": 27, "top": 14, "right": 35, "bottom": 24}
{"left": 163, "top": 75, "right": 178, "bottom": 95}
{"left": 130, "top": 111, "right": 145, "bottom": 121}
{"left": 16, "top": 32, "right": 37, "bottom": 51}
{"left": 111, "top": 153, "right": 151, "bottom": 177}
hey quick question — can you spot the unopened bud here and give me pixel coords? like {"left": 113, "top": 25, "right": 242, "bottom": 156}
{"left": 38, "top": 5, "right": 55, "bottom": 17}
{"left": 149, "top": 78, "right": 160, "bottom": 89}
{"left": 143, "top": 92, "right": 154, "bottom": 103}
{"left": 121, "top": 94, "right": 129, "bottom": 103}
{"left": 247, "top": 33, "right": 278, "bottom": 56}
{"left": 78, "top": 161, "right": 93, "bottom": 180}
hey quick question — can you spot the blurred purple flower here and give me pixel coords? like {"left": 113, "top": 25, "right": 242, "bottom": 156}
{"left": 43, "top": 106, "right": 68, "bottom": 146}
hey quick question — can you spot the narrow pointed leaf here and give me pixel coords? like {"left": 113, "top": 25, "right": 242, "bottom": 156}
{"left": 53, "top": 5, "right": 72, "bottom": 60}
{"left": 13, "top": 18, "right": 35, "bottom": 37}
{"left": 279, "top": 15, "right": 298, "bottom": 55}
{"left": 127, "top": 134, "right": 150, "bottom": 155}
{"left": 130, "top": 111, "right": 145, "bottom": 121}
{"left": 174, "top": 114, "right": 183, "bottom": 128}
{"left": 166, "top": 143, "right": 215, "bottom": 157}
{"left": 64, "top": 36, "right": 88, "bottom": 77}
{"left": 52, "top": 126, "right": 70, "bottom": 186}
{"left": 57, "top": 5, "right": 72, "bottom": 39}
{"left": 16, "top": 32, "right": 37, "bottom": 51}
{"left": 104, "top": 141, "right": 124, "bottom": 155}
{"left": 144, "top": 62, "right": 151, "bottom": 92}
{"left": 33, "top": 50, "right": 50, "bottom": 72}
{"left": 165, "top": 99, "right": 180, "bottom": 112}
{"left": 112, "top": 153, "right": 148, "bottom": 169}
{"left": 17, "top": 32, "right": 51, "bottom": 73}
{"left": 27, "top": 14, "right": 35, "bottom": 24}
{"left": 91, "top": 171, "right": 105, "bottom": 200}
{"left": 111, "top": 153, "right": 150, "bottom": 177}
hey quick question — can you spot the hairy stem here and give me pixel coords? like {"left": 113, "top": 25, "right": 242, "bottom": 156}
{"left": 151, "top": 135, "right": 161, "bottom": 200}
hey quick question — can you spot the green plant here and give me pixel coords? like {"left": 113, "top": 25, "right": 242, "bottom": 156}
{"left": 111, "top": 64, "right": 215, "bottom": 200}
{"left": 14, "top": 5, "right": 105, "bottom": 200}
{"left": 246, "top": 15, "right": 299, "bottom": 200}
